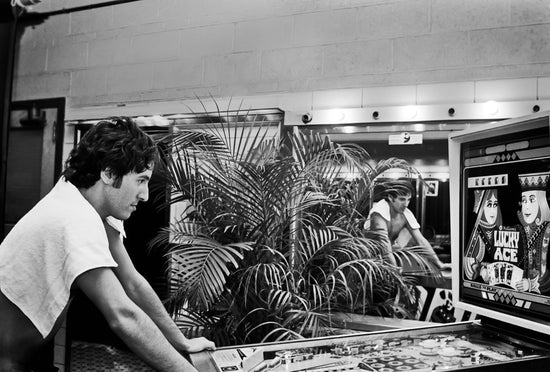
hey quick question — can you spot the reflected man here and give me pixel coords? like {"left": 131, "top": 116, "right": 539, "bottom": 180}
{"left": 365, "top": 179, "right": 449, "bottom": 270}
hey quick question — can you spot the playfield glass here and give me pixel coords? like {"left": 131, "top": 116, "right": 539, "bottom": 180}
{"left": 201, "top": 322, "right": 549, "bottom": 371}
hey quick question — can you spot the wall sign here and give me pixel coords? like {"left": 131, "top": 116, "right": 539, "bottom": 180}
{"left": 388, "top": 132, "right": 423, "bottom": 145}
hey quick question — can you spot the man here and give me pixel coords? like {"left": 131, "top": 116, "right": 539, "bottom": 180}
{"left": 0, "top": 117, "right": 215, "bottom": 371}
{"left": 365, "top": 179, "right": 449, "bottom": 270}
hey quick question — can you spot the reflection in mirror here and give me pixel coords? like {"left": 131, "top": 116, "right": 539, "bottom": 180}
{"left": 296, "top": 120, "right": 488, "bottom": 261}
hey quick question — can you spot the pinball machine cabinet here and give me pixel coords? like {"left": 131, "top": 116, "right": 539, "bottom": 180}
{"left": 190, "top": 111, "right": 550, "bottom": 371}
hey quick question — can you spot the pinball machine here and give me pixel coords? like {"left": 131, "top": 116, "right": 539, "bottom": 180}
{"left": 190, "top": 111, "right": 550, "bottom": 371}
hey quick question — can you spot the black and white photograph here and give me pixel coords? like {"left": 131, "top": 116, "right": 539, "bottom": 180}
{"left": 1, "top": 1, "right": 550, "bottom": 371}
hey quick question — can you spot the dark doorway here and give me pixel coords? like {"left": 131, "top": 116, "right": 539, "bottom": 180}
{"left": 2, "top": 97, "right": 65, "bottom": 237}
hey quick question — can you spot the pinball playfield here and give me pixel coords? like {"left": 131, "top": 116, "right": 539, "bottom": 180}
{"left": 190, "top": 322, "right": 550, "bottom": 372}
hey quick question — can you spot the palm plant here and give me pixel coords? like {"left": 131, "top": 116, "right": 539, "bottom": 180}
{"left": 151, "top": 105, "right": 440, "bottom": 346}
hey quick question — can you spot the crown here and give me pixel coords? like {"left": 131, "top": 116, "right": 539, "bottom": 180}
{"left": 518, "top": 171, "right": 550, "bottom": 191}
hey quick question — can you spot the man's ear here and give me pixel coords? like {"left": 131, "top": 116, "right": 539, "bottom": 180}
{"left": 100, "top": 168, "right": 115, "bottom": 185}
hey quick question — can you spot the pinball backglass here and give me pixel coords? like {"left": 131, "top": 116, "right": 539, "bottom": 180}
{"left": 449, "top": 111, "right": 550, "bottom": 334}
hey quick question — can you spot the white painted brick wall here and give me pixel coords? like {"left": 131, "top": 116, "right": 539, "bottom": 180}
{"left": 107, "top": 64, "right": 153, "bottom": 94}
{"left": 11, "top": 0, "right": 550, "bottom": 116}
{"left": 88, "top": 37, "right": 131, "bottom": 67}
{"left": 358, "top": 0, "right": 430, "bottom": 39}
{"left": 71, "top": 7, "right": 113, "bottom": 35}
{"left": 152, "top": 59, "right": 203, "bottom": 89}
{"left": 262, "top": 46, "right": 324, "bottom": 80}
{"left": 431, "top": 0, "right": 510, "bottom": 32}
{"left": 15, "top": 45, "right": 47, "bottom": 75}
{"left": 112, "top": 0, "right": 160, "bottom": 27}
{"left": 13, "top": 72, "right": 70, "bottom": 100}
{"left": 204, "top": 52, "right": 261, "bottom": 85}
{"left": 235, "top": 17, "right": 294, "bottom": 52}
{"left": 71, "top": 68, "right": 108, "bottom": 98}
{"left": 46, "top": 43, "right": 87, "bottom": 72}
{"left": 180, "top": 24, "right": 235, "bottom": 57}
{"left": 130, "top": 30, "right": 181, "bottom": 62}
{"left": 292, "top": 9, "right": 357, "bottom": 46}
{"left": 325, "top": 39, "right": 393, "bottom": 76}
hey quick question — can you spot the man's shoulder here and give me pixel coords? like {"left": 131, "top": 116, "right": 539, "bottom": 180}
{"left": 403, "top": 208, "right": 420, "bottom": 229}
{"left": 22, "top": 193, "right": 97, "bottom": 226}
{"left": 369, "top": 199, "right": 391, "bottom": 221}
{"left": 6, "top": 189, "right": 104, "bottom": 244}
{"left": 38, "top": 180, "right": 100, "bottom": 221}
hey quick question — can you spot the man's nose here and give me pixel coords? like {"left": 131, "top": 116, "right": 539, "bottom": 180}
{"left": 138, "top": 185, "right": 149, "bottom": 202}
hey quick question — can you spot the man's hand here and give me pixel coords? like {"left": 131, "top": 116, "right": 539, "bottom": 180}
{"left": 182, "top": 337, "right": 216, "bottom": 353}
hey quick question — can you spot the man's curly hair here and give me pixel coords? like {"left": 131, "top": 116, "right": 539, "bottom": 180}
{"left": 62, "top": 116, "right": 158, "bottom": 188}
{"left": 372, "top": 179, "right": 415, "bottom": 202}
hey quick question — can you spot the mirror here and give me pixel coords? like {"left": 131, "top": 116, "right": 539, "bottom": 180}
{"left": 295, "top": 120, "right": 484, "bottom": 258}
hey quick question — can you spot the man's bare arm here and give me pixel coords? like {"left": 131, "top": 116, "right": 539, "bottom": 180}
{"left": 104, "top": 222, "right": 215, "bottom": 353}
{"left": 75, "top": 267, "right": 198, "bottom": 372}
{"left": 409, "top": 228, "right": 450, "bottom": 270}
{"left": 370, "top": 213, "right": 397, "bottom": 266}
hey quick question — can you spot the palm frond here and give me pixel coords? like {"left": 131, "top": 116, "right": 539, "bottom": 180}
{"left": 257, "top": 325, "right": 304, "bottom": 343}
{"left": 168, "top": 239, "right": 254, "bottom": 310}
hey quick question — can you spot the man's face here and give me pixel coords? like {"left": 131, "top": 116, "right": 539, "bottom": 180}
{"left": 521, "top": 190, "right": 539, "bottom": 225}
{"left": 106, "top": 166, "right": 153, "bottom": 220}
{"left": 483, "top": 194, "right": 499, "bottom": 225}
{"left": 389, "top": 193, "right": 411, "bottom": 214}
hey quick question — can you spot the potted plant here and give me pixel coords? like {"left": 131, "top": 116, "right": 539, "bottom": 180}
{"left": 151, "top": 105, "right": 440, "bottom": 346}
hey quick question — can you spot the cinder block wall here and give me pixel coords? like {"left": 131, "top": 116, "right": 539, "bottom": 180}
{"left": 12, "top": 0, "right": 550, "bottom": 115}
